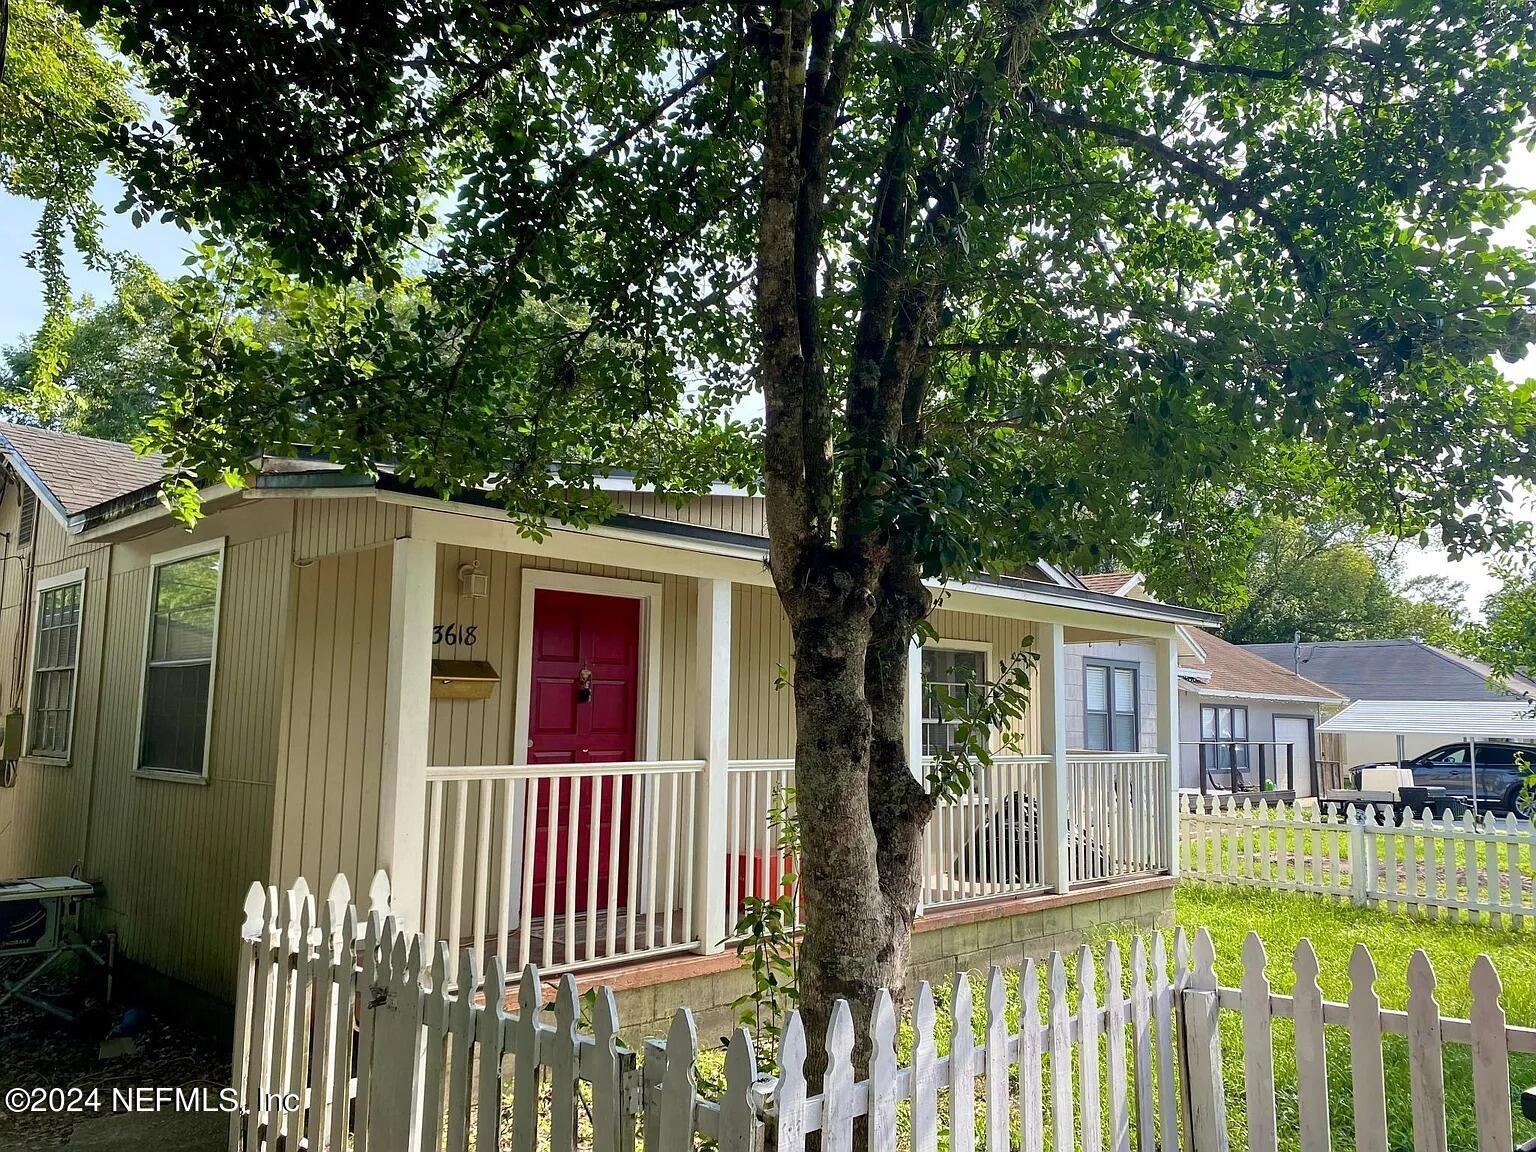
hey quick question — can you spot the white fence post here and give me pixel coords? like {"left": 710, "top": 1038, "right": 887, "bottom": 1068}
{"left": 1349, "top": 808, "right": 1369, "bottom": 906}
{"left": 1177, "top": 929, "right": 1228, "bottom": 1152}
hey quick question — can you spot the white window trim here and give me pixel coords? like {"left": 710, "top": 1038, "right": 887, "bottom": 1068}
{"left": 23, "top": 567, "right": 88, "bottom": 764}
{"left": 511, "top": 568, "right": 664, "bottom": 766}
{"left": 133, "top": 537, "right": 226, "bottom": 784}
{"left": 919, "top": 636, "right": 996, "bottom": 756}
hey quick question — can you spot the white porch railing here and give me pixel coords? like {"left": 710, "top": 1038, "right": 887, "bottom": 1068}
{"left": 1067, "top": 753, "right": 1172, "bottom": 886}
{"left": 421, "top": 761, "right": 703, "bottom": 974}
{"left": 922, "top": 754, "right": 1052, "bottom": 908}
{"left": 424, "top": 751, "right": 1175, "bottom": 974}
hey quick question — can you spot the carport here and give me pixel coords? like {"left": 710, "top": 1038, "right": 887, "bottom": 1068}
{"left": 1318, "top": 699, "right": 1536, "bottom": 816}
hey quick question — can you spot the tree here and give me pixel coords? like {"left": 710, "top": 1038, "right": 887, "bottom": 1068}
{"left": 79, "top": 0, "right": 1536, "bottom": 1054}
{"left": 1153, "top": 516, "right": 1471, "bottom": 645}
{"left": 1472, "top": 559, "right": 1536, "bottom": 685}
{"left": 1, "top": 0, "right": 142, "bottom": 385}
{"left": 1, "top": 269, "right": 168, "bottom": 439}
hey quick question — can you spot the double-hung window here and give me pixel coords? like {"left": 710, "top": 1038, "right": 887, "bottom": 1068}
{"left": 138, "top": 542, "right": 224, "bottom": 778}
{"left": 1084, "top": 660, "right": 1139, "bottom": 752}
{"left": 27, "top": 571, "right": 86, "bottom": 759}
{"left": 920, "top": 643, "right": 991, "bottom": 757}
{"left": 1199, "top": 704, "right": 1249, "bottom": 779}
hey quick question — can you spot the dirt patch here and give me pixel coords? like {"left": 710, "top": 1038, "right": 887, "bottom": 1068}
{"left": 0, "top": 955, "right": 229, "bottom": 1150}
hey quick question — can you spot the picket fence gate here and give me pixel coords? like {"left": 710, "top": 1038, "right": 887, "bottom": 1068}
{"left": 1181, "top": 796, "right": 1536, "bottom": 926}
{"left": 232, "top": 874, "right": 1533, "bottom": 1152}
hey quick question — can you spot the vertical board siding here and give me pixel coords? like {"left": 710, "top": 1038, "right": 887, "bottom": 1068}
{"left": 293, "top": 498, "right": 409, "bottom": 561}
{"left": 729, "top": 584, "right": 794, "bottom": 760}
{"left": 81, "top": 518, "right": 289, "bottom": 995}
{"left": 611, "top": 492, "right": 767, "bottom": 537}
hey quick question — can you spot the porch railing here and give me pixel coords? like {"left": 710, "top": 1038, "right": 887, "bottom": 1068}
{"left": 421, "top": 760, "right": 703, "bottom": 974}
{"left": 922, "top": 754, "right": 1052, "bottom": 908}
{"left": 425, "top": 751, "right": 1175, "bottom": 974}
{"left": 1066, "top": 753, "right": 1172, "bottom": 885}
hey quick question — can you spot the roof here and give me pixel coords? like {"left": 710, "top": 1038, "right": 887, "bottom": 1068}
{"left": 1319, "top": 699, "right": 1536, "bottom": 740}
{"left": 1180, "top": 630, "right": 1343, "bottom": 702}
{"left": 1243, "top": 638, "right": 1536, "bottom": 703}
{"left": 0, "top": 422, "right": 166, "bottom": 519}
{"left": 1077, "top": 571, "right": 1140, "bottom": 596}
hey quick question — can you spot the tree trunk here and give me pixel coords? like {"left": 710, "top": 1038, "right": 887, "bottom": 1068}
{"left": 788, "top": 550, "right": 933, "bottom": 1078}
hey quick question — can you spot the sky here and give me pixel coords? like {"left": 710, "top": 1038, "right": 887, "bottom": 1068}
{"left": 2, "top": 143, "right": 1534, "bottom": 617}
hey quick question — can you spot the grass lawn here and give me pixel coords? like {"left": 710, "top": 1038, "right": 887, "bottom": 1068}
{"left": 1097, "top": 884, "right": 1536, "bottom": 1152}
{"left": 696, "top": 884, "right": 1535, "bottom": 1152}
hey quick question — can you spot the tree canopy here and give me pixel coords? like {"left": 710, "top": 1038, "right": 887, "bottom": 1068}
{"left": 2, "top": 0, "right": 143, "bottom": 386}
{"left": 73, "top": 0, "right": 1536, "bottom": 1044}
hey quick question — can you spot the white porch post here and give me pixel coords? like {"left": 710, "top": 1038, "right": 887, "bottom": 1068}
{"left": 1155, "top": 632, "right": 1182, "bottom": 877}
{"left": 1039, "top": 622, "right": 1071, "bottom": 894}
{"left": 906, "top": 637, "right": 924, "bottom": 781}
{"left": 694, "top": 578, "right": 732, "bottom": 954}
{"left": 376, "top": 535, "right": 436, "bottom": 931}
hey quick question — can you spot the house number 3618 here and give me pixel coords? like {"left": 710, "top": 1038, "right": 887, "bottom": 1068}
{"left": 432, "top": 623, "right": 479, "bottom": 646}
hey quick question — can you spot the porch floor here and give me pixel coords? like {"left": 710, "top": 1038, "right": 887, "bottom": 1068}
{"left": 455, "top": 905, "right": 695, "bottom": 975}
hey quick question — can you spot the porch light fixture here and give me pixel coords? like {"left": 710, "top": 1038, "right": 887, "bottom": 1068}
{"left": 458, "top": 561, "right": 488, "bottom": 598}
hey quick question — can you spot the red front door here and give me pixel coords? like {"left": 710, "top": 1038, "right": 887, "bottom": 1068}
{"left": 527, "top": 589, "right": 640, "bottom": 915}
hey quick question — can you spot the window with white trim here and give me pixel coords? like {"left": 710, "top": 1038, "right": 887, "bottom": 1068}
{"left": 921, "top": 645, "right": 989, "bottom": 756}
{"left": 28, "top": 576, "right": 84, "bottom": 758}
{"left": 1084, "top": 660, "right": 1139, "bottom": 752}
{"left": 139, "top": 545, "right": 223, "bottom": 775}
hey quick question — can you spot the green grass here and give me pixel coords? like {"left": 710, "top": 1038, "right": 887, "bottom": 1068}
{"left": 1096, "top": 884, "right": 1536, "bottom": 1152}
{"left": 697, "top": 885, "right": 1536, "bottom": 1152}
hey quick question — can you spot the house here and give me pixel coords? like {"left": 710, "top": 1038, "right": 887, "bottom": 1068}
{"left": 0, "top": 423, "right": 1215, "bottom": 1031}
{"left": 1243, "top": 638, "right": 1536, "bottom": 771}
{"left": 1176, "top": 630, "right": 1343, "bottom": 797}
{"left": 1055, "top": 572, "right": 1345, "bottom": 798}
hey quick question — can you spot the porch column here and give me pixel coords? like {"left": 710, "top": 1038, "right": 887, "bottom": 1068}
{"left": 1038, "top": 622, "right": 1071, "bottom": 894}
{"left": 376, "top": 535, "right": 436, "bottom": 931}
{"left": 906, "top": 636, "right": 924, "bottom": 780}
{"left": 1155, "top": 632, "right": 1182, "bottom": 877}
{"left": 694, "top": 578, "right": 732, "bottom": 954}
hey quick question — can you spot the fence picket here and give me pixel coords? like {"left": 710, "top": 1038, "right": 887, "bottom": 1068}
{"left": 1130, "top": 937, "right": 1155, "bottom": 1152}
{"left": 913, "top": 983, "right": 941, "bottom": 1152}
{"left": 1292, "top": 940, "right": 1329, "bottom": 1152}
{"left": 1047, "top": 953, "right": 1072, "bottom": 1152}
{"left": 1105, "top": 943, "right": 1131, "bottom": 1152}
{"left": 1077, "top": 947, "right": 1103, "bottom": 1152}
{"left": 1152, "top": 933, "right": 1177, "bottom": 1152}
{"left": 776, "top": 1012, "right": 808, "bottom": 1152}
{"left": 657, "top": 1010, "right": 697, "bottom": 1152}
{"left": 589, "top": 986, "right": 627, "bottom": 1152}
{"left": 719, "top": 1028, "right": 760, "bottom": 1152}
{"left": 986, "top": 968, "right": 1009, "bottom": 1152}
{"left": 951, "top": 972, "right": 976, "bottom": 1152}
{"left": 509, "top": 965, "right": 541, "bottom": 1152}
{"left": 823, "top": 1001, "right": 856, "bottom": 1152}
{"left": 1239, "top": 933, "right": 1276, "bottom": 1152}
{"left": 870, "top": 990, "right": 899, "bottom": 1152}
{"left": 420, "top": 942, "right": 451, "bottom": 1152}
{"left": 477, "top": 957, "right": 510, "bottom": 1152}
{"left": 1348, "top": 943, "right": 1388, "bottom": 1152}
{"left": 1468, "top": 955, "right": 1511, "bottom": 1152}
{"left": 445, "top": 949, "right": 478, "bottom": 1152}
{"left": 550, "top": 975, "right": 581, "bottom": 1152}
{"left": 1407, "top": 949, "right": 1449, "bottom": 1152}
{"left": 1019, "top": 959, "right": 1044, "bottom": 1152}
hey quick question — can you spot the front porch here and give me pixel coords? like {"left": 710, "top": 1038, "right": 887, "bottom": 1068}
{"left": 335, "top": 505, "right": 1190, "bottom": 985}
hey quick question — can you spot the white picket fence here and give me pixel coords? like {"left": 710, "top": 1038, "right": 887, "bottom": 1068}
{"left": 1182, "top": 796, "right": 1536, "bottom": 925}
{"left": 231, "top": 875, "right": 1534, "bottom": 1152}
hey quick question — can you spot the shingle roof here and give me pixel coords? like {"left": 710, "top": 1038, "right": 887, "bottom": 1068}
{"left": 1184, "top": 630, "right": 1343, "bottom": 701}
{"left": 0, "top": 422, "right": 166, "bottom": 517}
{"left": 1241, "top": 638, "right": 1536, "bottom": 703}
{"left": 1078, "top": 571, "right": 1138, "bottom": 595}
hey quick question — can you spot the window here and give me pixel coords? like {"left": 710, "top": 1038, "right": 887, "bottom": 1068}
{"left": 1085, "top": 661, "right": 1139, "bottom": 752}
{"left": 27, "top": 573, "right": 85, "bottom": 758}
{"left": 1199, "top": 704, "right": 1249, "bottom": 775}
{"left": 921, "top": 645, "right": 989, "bottom": 756}
{"left": 138, "top": 543, "right": 224, "bottom": 777}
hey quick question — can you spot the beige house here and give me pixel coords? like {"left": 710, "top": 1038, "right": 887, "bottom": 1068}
{"left": 0, "top": 424, "right": 1214, "bottom": 1022}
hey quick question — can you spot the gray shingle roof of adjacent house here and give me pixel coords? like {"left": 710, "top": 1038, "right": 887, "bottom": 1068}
{"left": 1241, "top": 637, "right": 1536, "bottom": 702}
{"left": 0, "top": 422, "right": 166, "bottom": 517}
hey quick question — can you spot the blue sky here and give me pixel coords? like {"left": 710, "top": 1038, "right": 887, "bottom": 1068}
{"left": 2, "top": 157, "right": 1532, "bottom": 614}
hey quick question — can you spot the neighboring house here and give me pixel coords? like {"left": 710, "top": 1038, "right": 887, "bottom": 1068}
{"left": 1176, "top": 630, "right": 1343, "bottom": 798}
{"left": 1058, "top": 572, "right": 1345, "bottom": 798}
{"left": 1243, "top": 638, "right": 1536, "bottom": 770}
{"left": 0, "top": 424, "right": 1214, "bottom": 1030}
